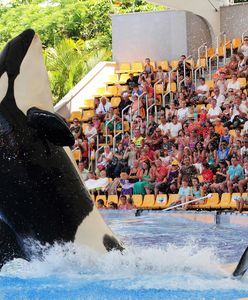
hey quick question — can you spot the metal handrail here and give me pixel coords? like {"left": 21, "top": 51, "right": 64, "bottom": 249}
{"left": 87, "top": 132, "right": 99, "bottom": 169}
{"left": 105, "top": 116, "right": 115, "bottom": 145}
{"left": 95, "top": 146, "right": 105, "bottom": 166}
{"left": 197, "top": 43, "right": 207, "bottom": 61}
{"left": 154, "top": 80, "right": 163, "bottom": 113}
{"left": 224, "top": 39, "right": 233, "bottom": 65}
{"left": 121, "top": 104, "right": 131, "bottom": 134}
{"left": 146, "top": 103, "right": 156, "bottom": 127}
{"left": 113, "top": 132, "right": 122, "bottom": 150}
{"left": 209, "top": 54, "right": 219, "bottom": 80}
{"left": 138, "top": 92, "right": 147, "bottom": 115}
{"left": 194, "top": 66, "right": 204, "bottom": 87}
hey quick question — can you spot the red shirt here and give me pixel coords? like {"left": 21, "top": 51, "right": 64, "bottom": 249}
{"left": 202, "top": 169, "right": 214, "bottom": 182}
{"left": 155, "top": 166, "right": 168, "bottom": 182}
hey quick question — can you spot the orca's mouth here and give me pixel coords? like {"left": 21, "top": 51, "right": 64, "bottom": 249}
{"left": 0, "top": 29, "right": 35, "bottom": 78}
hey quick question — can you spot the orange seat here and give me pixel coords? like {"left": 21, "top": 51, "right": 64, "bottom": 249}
{"left": 155, "top": 83, "right": 164, "bottom": 95}
{"left": 132, "top": 195, "right": 143, "bottom": 208}
{"left": 232, "top": 38, "right": 241, "bottom": 49}
{"left": 72, "top": 148, "right": 81, "bottom": 162}
{"left": 68, "top": 111, "right": 82, "bottom": 122}
{"left": 216, "top": 193, "right": 231, "bottom": 209}
{"left": 141, "top": 195, "right": 155, "bottom": 208}
{"left": 170, "top": 60, "right": 179, "bottom": 70}
{"left": 107, "top": 195, "right": 119, "bottom": 207}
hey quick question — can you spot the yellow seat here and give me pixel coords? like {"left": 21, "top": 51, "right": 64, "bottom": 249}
{"left": 232, "top": 37, "right": 241, "bottom": 49}
{"left": 150, "top": 61, "right": 156, "bottom": 71}
{"left": 116, "top": 63, "right": 131, "bottom": 74}
{"left": 105, "top": 74, "right": 118, "bottom": 85}
{"left": 206, "top": 80, "right": 215, "bottom": 91}
{"left": 242, "top": 193, "right": 248, "bottom": 210}
{"left": 196, "top": 104, "right": 206, "bottom": 113}
{"left": 196, "top": 58, "right": 207, "bottom": 69}
{"left": 68, "top": 111, "right": 82, "bottom": 122}
{"left": 166, "top": 194, "right": 179, "bottom": 208}
{"left": 111, "top": 97, "right": 121, "bottom": 108}
{"left": 206, "top": 103, "right": 211, "bottom": 110}
{"left": 117, "top": 85, "right": 128, "bottom": 96}
{"left": 107, "top": 195, "right": 119, "bottom": 207}
{"left": 72, "top": 148, "right": 81, "bottom": 162}
{"left": 141, "top": 195, "right": 155, "bottom": 208}
{"left": 82, "top": 110, "right": 95, "bottom": 122}
{"left": 118, "top": 74, "right": 130, "bottom": 84}
{"left": 170, "top": 60, "right": 179, "bottom": 70}
{"left": 153, "top": 194, "right": 168, "bottom": 209}
{"left": 117, "top": 121, "right": 129, "bottom": 133}
{"left": 216, "top": 193, "right": 231, "bottom": 209}
{"left": 207, "top": 47, "right": 215, "bottom": 58}
{"left": 217, "top": 46, "right": 224, "bottom": 57}
{"left": 95, "top": 195, "right": 107, "bottom": 206}
{"left": 186, "top": 58, "right": 194, "bottom": 68}
{"left": 157, "top": 60, "right": 169, "bottom": 72}
{"left": 132, "top": 195, "right": 143, "bottom": 208}
{"left": 93, "top": 86, "right": 106, "bottom": 97}
{"left": 155, "top": 83, "right": 164, "bottom": 95}
{"left": 131, "top": 62, "right": 143, "bottom": 73}
{"left": 81, "top": 99, "right": 95, "bottom": 110}
{"left": 231, "top": 193, "right": 241, "bottom": 209}
{"left": 99, "top": 135, "right": 113, "bottom": 146}
{"left": 198, "top": 193, "right": 219, "bottom": 209}
{"left": 105, "top": 85, "right": 118, "bottom": 97}
{"left": 197, "top": 175, "right": 203, "bottom": 183}
{"left": 165, "top": 82, "right": 177, "bottom": 93}
{"left": 238, "top": 77, "right": 247, "bottom": 89}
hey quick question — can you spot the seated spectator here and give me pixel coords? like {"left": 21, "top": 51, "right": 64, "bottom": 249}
{"left": 226, "top": 74, "right": 241, "bottom": 95}
{"left": 207, "top": 98, "right": 222, "bottom": 123}
{"left": 226, "top": 156, "right": 244, "bottom": 193}
{"left": 96, "top": 96, "right": 113, "bottom": 119}
{"left": 238, "top": 160, "right": 248, "bottom": 193}
{"left": 225, "top": 54, "right": 238, "bottom": 76}
{"left": 184, "top": 76, "right": 195, "bottom": 101}
{"left": 199, "top": 106, "right": 208, "bottom": 126}
{"left": 165, "top": 101, "right": 178, "bottom": 122}
{"left": 131, "top": 94, "right": 144, "bottom": 119}
{"left": 147, "top": 127, "right": 163, "bottom": 151}
{"left": 143, "top": 57, "right": 154, "bottom": 76}
{"left": 237, "top": 52, "right": 248, "bottom": 77}
{"left": 119, "top": 195, "right": 133, "bottom": 210}
{"left": 147, "top": 114, "right": 158, "bottom": 136}
{"left": 241, "top": 137, "right": 248, "bottom": 161}
{"left": 212, "top": 87, "right": 225, "bottom": 108}
{"left": 78, "top": 160, "right": 89, "bottom": 181}
{"left": 188, "top": 177, "right": 205, "bottom": 206}
{"left": 204, "top": 124, "right": 220, "bottom": 150}
{"left": 194, "top": 77, "right": 209, "bottom": 102}
{"left": 108, "top": 201, "right": 118, "bottom": 209}
{"left": 70, "top": 118, "right": 82, "bottom": 140}
{"left": 238, "top": 36, "right": 248, "bottom": 60}
{"left": 154, "top": 66, "right": 166, "bottom": 84}
{"left": 84, "top": 120, "right": 97, "bottom": 140}
{"left": 174, "top": 177, "right": 192, "bottom": 210}
{"left": 220, "top": 127, "right": 232, "bottom": 147}
{"left": 97, "top": 145, "right": 113, "bottom": 174}
{"left": 178, "top": 156, "right": 198, "bottom": 185}
{"left": 96, "top": 199, "right": 106, "bottom": 209}
{"left": 177, "top": 100, "right": 189, "bottom": 123}
{"left": 103, "top": 107, "right": 115, "bottom": 133}
{"left": 129, "top": 160, "right": 141, "bottom": 183}
{"left": 133, "top": 160, "right": 152, "bottom": 195}
{"left": 132, "top": 129, "right": 144, "bottom": 148}
{"left": 193, "top": 142, "right": 205, "bottom": 164}
{"left": 214, "top": 118, "right": 224, "bottom": 135}
{"left": 119, "top": 172, "right": 134, "bottom": 195}
{"left": 118, "top": 91, "right": 132, "bottom": 117}
{"left": 123, "top": 142, "right": 137, "bottom": 168}
{"left": 177, "top": 55, "right": 191, "bottom": 77}
{"left": 127, "top": 73, "right": 139, "bottom": 88}
{"left": 92, "top": 116, "right": 101, "bottom": 133}
{"left": 201, "top": 163, "right": 214, "bottom": 192}
{"left": 158, "top": 115, "right": 168, "bottom": 135}
{"left": 217, "top": 140, "right": 230, "bottom": 162}
{"left": 167, "top": 115, "right": 182, "bottom": 140}
{"left": 221, "top": 103, "right": 232, "bottom": 123}
{"left": 156, "top": 160, "right": 179, "bottom": 195}
{"left": 177, "top": 129, "right": 189, "bottom": 152}
{"left": 210, "top": 160, "right": 228, "bottom": 194}
{"left": 216, "top": 71, "right": 227, "bottom": 96}
{"left": 226, "top": 95, "right": 248, "bottom": 129}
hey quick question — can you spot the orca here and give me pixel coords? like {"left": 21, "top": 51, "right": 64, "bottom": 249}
{"left": 0, "top": 29, "right": 123, "bottom": 267}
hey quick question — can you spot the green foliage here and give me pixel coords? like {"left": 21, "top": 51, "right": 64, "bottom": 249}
{"left": 0, "top": 0, "right": 164, "bottom": 103}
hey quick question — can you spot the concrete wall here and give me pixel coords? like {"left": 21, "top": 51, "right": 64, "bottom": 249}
{"left": 112, "top": 10, "right": 188, "bottom": 62}
{"left": 112, "top": 10, "right": 213, "bottom": 62}
{"left": 220, "top": 3, "right": 248, "bottom": 39}
{"left": 186, "top": 12, "right": 212, "bottom": 59}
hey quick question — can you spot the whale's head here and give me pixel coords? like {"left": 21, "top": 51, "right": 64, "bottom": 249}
{"left": 0, "top": 29, "right": 53, "bottom": 115}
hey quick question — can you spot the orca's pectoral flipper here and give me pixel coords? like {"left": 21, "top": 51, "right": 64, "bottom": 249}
{"left": 27, "top": 107, "right": 75, "bottom": 147}
{"left": 233, "top": 246, "right": 248, "bottom": 277}
{"left": 0, "top": 219, "right": 26, "bottom": 268}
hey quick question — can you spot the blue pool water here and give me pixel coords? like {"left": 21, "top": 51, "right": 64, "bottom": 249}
{"left": 1, "top": 210, "right": 248, "bottom": 299}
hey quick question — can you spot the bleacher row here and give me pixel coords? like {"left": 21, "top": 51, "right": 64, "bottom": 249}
{"left": 93, "top": 193, "right": 248, "bottom": 210}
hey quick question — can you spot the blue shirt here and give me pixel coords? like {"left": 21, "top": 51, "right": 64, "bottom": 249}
{"left": 228, "top": 164, "right": 244, "bottom": 180}
{"left": 179, "top": 186, "right": 192, "bottom": 197}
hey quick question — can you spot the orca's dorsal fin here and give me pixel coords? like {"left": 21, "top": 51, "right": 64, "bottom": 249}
{"left": 27, "top": 107, "right": 74, "bottom": 147}
{"left": 233, "top": 246, "right": 248, "bottom": 277}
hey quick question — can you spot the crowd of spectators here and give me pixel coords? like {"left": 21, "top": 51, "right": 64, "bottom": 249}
{"left": 72, "top": 45, "right": 248, "bottom": 211}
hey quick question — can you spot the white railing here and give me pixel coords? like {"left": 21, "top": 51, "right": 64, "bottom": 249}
{"left": 209, "top": 54, "right": 219, "bottom": 80}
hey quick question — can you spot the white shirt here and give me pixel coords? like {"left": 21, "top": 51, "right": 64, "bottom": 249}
{"left": 197, "top": 84, "right": 209, "bottom": 97}
{"left": 240, "top": 44, "right": 248, "bottom": 57}
{"left": 227, "top": 80, "right": 241, "bottom": 91}
{"left": 167, "top": 122, "right": 182, "bottom": 138}
{"left": 158, "top": 123, "right": 169, "bottom": 134}
{"left": 178, "top": 107, "right": 189, "bottom": 121}
{"left": 84, "top": 126, "right": 97, "bottom": 138}
{"left": 96, "top": 102, "right": 112, "bottom": 115}
{"left": 207, "top": 106, "right": 222, "bottom": 122}
{"left": 231, "top": 103, "right": 248, "bottom": 121}
{"left": 243, "top": 121, "right": 248, "bottom": 133}
{"left": 241, "top": 146, "right": 248, "bottom": 157}
{"left": 213, "top": 94, "right": 225, "bottom": 107}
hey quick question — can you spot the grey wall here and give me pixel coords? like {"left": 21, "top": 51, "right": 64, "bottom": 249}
{"left": 186, "top": 12, "right": 212, "bottom": 59}
{"left": 112, "top": 10, "right": 213, "bottom": 63}
{"left": 112, "top": 10, "right": 188, "bottom": 62}
{"left": 220, "top": 3, "right": 248, "bottom": 39}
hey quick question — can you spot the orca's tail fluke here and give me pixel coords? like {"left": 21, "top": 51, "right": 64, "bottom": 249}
{"left": 233, "top": 246, "right": 248, "bottom": 277}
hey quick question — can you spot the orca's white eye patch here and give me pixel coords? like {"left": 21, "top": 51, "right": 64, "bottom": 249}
{"left": 0, "top": 72, "right": 8, "bottom": 103}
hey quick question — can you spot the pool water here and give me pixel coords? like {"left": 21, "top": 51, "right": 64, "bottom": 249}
{"left": 1, "top": 210, "right": 248, "bottom": 299}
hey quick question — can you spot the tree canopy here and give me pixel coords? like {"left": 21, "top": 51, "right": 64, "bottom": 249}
{"left": 0, "top": 0, "right": 164, "bottom": 102}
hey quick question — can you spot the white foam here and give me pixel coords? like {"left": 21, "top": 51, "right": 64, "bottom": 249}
{"left": 1, "top": 241, "right": 248, "bottom": 291}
